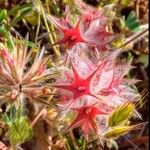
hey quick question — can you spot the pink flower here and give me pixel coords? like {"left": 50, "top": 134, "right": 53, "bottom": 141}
{"left": 47, "top": 6, "right": 114, "bottom": 51}
{"left": 94, "top": 60, "right": 140, "bottom": 106}
{"left": 54, "top": 51, "right": 140, "bottom": 136}
{"left": 75, "top": 0, "right": 106, "bottom": 27}
{"left": 55, "top": 51, "right": 139, "bottom": 112}
{"left": 67, "top": 103, "right": 109, "bottom": 135}
{"left": 54, "top": 53, "right": 108, "bottom": 108}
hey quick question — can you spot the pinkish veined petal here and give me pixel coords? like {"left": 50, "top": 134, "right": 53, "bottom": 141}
{"left": 47, "top": 15, "right": 71, "bottom": 31}
{"left": 68, "top": 52, "right": 95, "bottom": 79}
{"left": 99, "top": 69, "right": 114, "bottom": 89}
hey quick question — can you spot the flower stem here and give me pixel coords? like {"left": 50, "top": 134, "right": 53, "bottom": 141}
{"left": 37, "top": 0, "right": 61, "bottom": 56}
{"left": 120, "top": 28, "right": 148, "bottom": 50}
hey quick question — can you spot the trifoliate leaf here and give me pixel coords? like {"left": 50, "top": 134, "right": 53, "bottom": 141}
{"left": 125, "top": 11, "right": 140, "bottom": 32}
{"left": 7, "top": 117, "right": 33, "bottom": 145}
{"left": 3, "top": 105, "right": 33, "bottom": 145}
{"left": 108, "top": 103, "right": 134, "bottom": 127}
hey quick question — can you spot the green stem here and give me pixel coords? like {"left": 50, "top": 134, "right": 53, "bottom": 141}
{"left": 35, "top": 12, "right": 41, "bottom": 44}
{"left": 82, "top": 139, "right": 86, "bottom": 150}
{"left": 37, "top": 0, "right": 61, "bottom": 56}
{"left": 65, "top": 138, "right": 72, "bottom": 150}
{"left": 119, "top": 28, "right": 148, "bottom": 50}
{"left": 45, "top": 0, "right": 57, "bottom": 41}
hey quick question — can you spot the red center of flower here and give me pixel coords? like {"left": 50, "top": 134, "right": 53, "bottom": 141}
{"left": 62, "top": 27, "right": 84, "bottom": 47}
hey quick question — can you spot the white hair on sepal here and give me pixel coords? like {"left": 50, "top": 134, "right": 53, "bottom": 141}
{"left": 121, "top": 78, "right": 141, "bottom": 86}
{"left": 133, "top": 109, "right": 142, "bottom": 120}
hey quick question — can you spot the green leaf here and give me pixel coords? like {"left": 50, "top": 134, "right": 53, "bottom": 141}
{"left": 9, "top": 105, "right": 17, "bottom": 121}
{"left": 3, "top": 113, "right": 11, "bottom": 125}
{"left": 0, "top": 26, "right": 14, "bottom": 50}
{"left": 0, "top": 9, "right": 7, "bottom": 22}
{"left": 7, "top": 117, "right": 33, "bottom": 145}
{"left": 6, "top": 2, "right": 33, "bottom": 27}
{"left": 0, "top": 26, "right": 9, "bottom": 37}
{"left": 3, "top": 106, "right": 33, "bottom": 145}
{"left": 8, "top": 3, "right": 33, "bottom": 16}
{"left": 120, "top": 16, "right": 126, "bottom": 29}
{"left": 23, "top": 11, "right": 39, "bottom": 25}
{"left": 104, "top": 126, "right": 132, "bottom": 139}
{"left": 108, "top": 103, "right": 134, "bottom": 127}
{"left": 108, "top": 0, "right": 117, "bottom": 4}
{"left": 15, "top": 39, "right": 35, "bottom": 48}
{"left": 10, "top": 8, "right": 32, "bottom": 27}
{"left": 136, "top": 54, "right": 148, "bottom": 68}
{"left": 121, "top": 0, "right": 132, "bottom": 6}
{"left": 126, "top": 11, "right": 140, "bottom": 32}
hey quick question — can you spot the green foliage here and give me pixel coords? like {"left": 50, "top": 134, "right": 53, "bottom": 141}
{"left": 108, "top": 103, "right": 134, "bottom": 127}
{"left": 7, "top": 117, "right": 32, "bottom": 145}
{"left": 136, "top": 54, "right": 149, "bottom": 68}
{"left": 0, "top": 3, "right": 35, "bottom": 50}
{"left": 0, "top": 9, "right": 7, "bottom": 23}
{"left": 0, "top": 26, "right": 14, "bottom": 50}
{"left": 8, "top": 2, "right": 34, "bottom": 27}
{"left": 15, "top": 39, "right": 35, "bottom": 48}
{"left": 108, "top": 0, "right": 117, "bottom": 4}
{"left": 111, "top": 36, "right": 125, "bottom": 48}
{"left": 3, "top": 105, "right": 33, "bottom": 145}
{"left": 0, "top": 8, "right": 14, "bottom": 50}
{"left": 126, "top": 11, "right": 140, "bottom": 32}
{"left": 121, "top": 0, "right": 131, "bottom": 6}
{"left": 108, "top": 0, "right": 131, "bottom": 6}
{"left": 120, "top": 11, "right": 140, "bottom": 32}
{"left": 104, "top": 126, "right": 132, "bottom": 139}
{"left": 24, "top": 11, "right": 39, "bottom": 25}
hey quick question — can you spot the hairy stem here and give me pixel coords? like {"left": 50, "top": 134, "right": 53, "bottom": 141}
{"left": 120, "top": 28, "right": 148, "bottom": 50}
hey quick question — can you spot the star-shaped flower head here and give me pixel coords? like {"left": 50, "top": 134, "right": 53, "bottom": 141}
{"left": 55, "top": 50, "right": 140, "bottom": 111}
{"left": 47, "top": 7, "right": 84, "bottom": 49}
{"left": 0, "top": 42, "right": 59, "bottom": 103}
{"left": 54, "top": 52, "right": 109, "bottom": 111}
{"left": 67, "top": 103, "right": 110, "bottom": 137}
{"left": 47, "top": 5, "right": 114, "bottom": 51}
{"left": 93, "top": 57, "right": 140, "bottom": 106}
